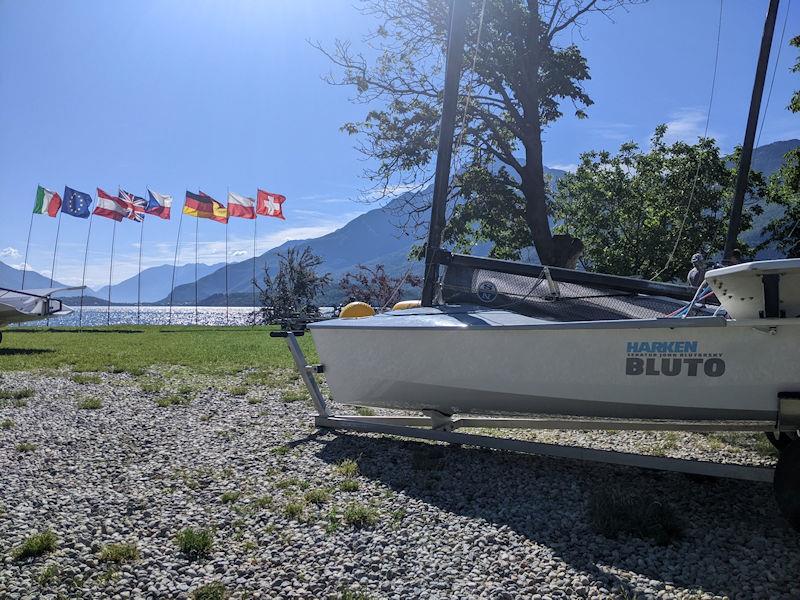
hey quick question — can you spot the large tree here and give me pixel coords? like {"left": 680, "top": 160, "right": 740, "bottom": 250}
{"left": 319, "top": 0, "right": 638, "bottom": 267}
{"left": 552, "top": 126, "right": 765, "bottom": 281}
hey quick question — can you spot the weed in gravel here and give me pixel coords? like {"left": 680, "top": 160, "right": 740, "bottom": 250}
{"left": 177, "top": 383, "right": 194, "bottom": 395}
{"left": 355, "top": 406, "right": 375, "bottom": 416}
{"left": 12, "top": 529, "right": 57, "bottom": 560}
{"left": 340, "top": 587, "right": 372, "bottom": 600}
{"left": 336, "top": 459, "right": 359, "bottom": 478}
{"left": 191, "top": 581, "right": 228, "bottom": 599}
{"left": 281, "top": 388, "right": 310, "bottom": 403}
{"left": 71, "top": 374, "right": 101, "bottom": 385}
{"left": 37, "top": 562, "right": 59, "bottom": 585}
{"left": 343, "top": 503, "right": 379, "bottom": 528}
{"left": 77, "top": 397, "right": 102, "bottom": 410}
{"left": 16, "top": 441, "right": 36, "bottom": 452}
{"left": 339, "top": 479, "right": 359, "bottom": 492}
{"left": 271, "top": 445, "right": 290, "bottom": 456}
{"left": 390, "top": 508, "right": 406, "bottom": 522}
{"left": 325, "top": 509, "right": 341, "bottom": 533}
{"left": 284, "top": 499, "right": 306, "bottom": 521}
{"left": 139, "top": 380, "right": 163, "bottom": 394}
{"left": 241, "top": 540, "right": 257, "bottom": 552}
{"left": 175, "top": 527, "right": 214, "bottom": 560}
{"left": 99, "top": 542, "right": 139, "bottom": 563}
{"left": 252, "top": 495, "right": 273, "bottom": 509}
{"left": 588, "top": 486, "right": 682, "bottom": 546}
{"left": 229, "top": 385, "right": 249, "bottom": 397}
{"left": 0, "top": 388, "right": 33, "bottom": 400}
{"left": 220, "top": 490, "right": 241, "bottom": 504}
{"left": 277, "top": 477, "right": 307, "bottom": 490}
{"left": 247, "top": 397, "right": 262, "bottom": 405}
{"left": 156, "top": 393, "right": 191, "bottom": 408}
{"left": 304, "top": 488, "right": 330, "bottom": 505}
{"left": 1, "top": 418, "right": 13, "bottom": 429}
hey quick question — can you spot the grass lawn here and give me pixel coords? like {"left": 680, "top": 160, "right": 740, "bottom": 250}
{"left": 0, "top": 326, "right": 318, "bottom": 374}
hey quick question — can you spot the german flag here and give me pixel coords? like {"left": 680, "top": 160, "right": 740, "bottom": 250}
{"left": 183, "top": 191, "right": 228, "bottom": 224}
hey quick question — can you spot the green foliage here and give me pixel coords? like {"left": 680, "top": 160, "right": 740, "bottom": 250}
{"left": 1, "top": 418, "right": 13, "bottom": 429}
{"left": 71, "top": 374, "right": 101, "bottom": 385}
{"left": 281, "top": 389, "right": 309, "bottom": 403}
{"left": 552, "top": 127, "right": 765, "bottom": 280}
{"left": 98, "top": 542, "right": 139, "bottom": 563}
{"left": 588, "top": 486, "right": 682, "bottom": 545}
{"left": 16, "top": 442, "right": 36, "bottom": 452}
{"left": 175, "top": 527, "right": 214, "bottom": 560}
{"left": 77, "top": 397, "right": 102, "bottom": 410}
{"left": 338, "top": 263, "right": 422, "bottom": 307}
{"left": 0, "top": 388, "right": 33, "bottom": 400}
{"left": 37, "top": 563, "right": 59, "bottom": 585}
{"left": 220, "top": 490, "right": 241, "bottom": 504}
{"left": 343, "top": 503, "right": 379, "bottom": 528}
{"left": 304, "top": 488, "right": 331, "bottom": 505}
{"left": 11, "top": 529, "right": 57, "bottom": 560}
{"left": 284, "top": 499, "right": 306, "bottom": 520}
{"left": 789, "top": 35, "right": 800, "bottom": 114}
{"left": 156, "top": 393, "right": 191, "bottom": 408}
{"left": 255, "top": 247, "right": 331, "bottom": 324}
{"left": 335, "top": 459, "right": 359, "bottom": 478}
{"left": 319, "top": 0, "right": 635, "bottom": 265}
{"left": 339, "top": 479, "right": 360, "bottom": 493}
{"left": 191, "top": 581, "right": 228, "bottom": 600}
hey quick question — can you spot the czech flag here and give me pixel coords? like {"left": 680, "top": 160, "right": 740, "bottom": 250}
{"left": 227, "top": 192, "right": 255, "bottom": 219}
{"left": 146, "top": 190, "right": 172, "bottom": 220}
{"left": 94, "top": 188, "right": 128, "bottom": 221}
{"left": 256, "top": 189, "right": 286, "bottom": 220}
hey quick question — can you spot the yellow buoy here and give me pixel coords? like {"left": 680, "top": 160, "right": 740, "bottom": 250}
{"left": 391, "top": 300, "right": 422, "bottom": 311}
{"left": 340, "top": 301, "right": 375, "bottom": 319}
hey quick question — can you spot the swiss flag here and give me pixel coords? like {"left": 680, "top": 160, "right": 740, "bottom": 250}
{"left": 256, "top": 189, "right": 286, "bottom": 220}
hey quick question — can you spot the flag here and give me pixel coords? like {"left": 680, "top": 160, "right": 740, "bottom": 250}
{"left": 256, "top": 189, "right": 286, "bottom": 219}
{"left": 33, "top": 186, "right": 62, "bottom": 217}
{"left": 146, "top": 190, "right": 172, "bottom": 219}
{"left": 119, "top": 189, "right": 147, "bottom": 222}
{"left": 227, "top": 192, "right": 255, "bottom": 219}
{"left": 94, "top": 188, "right": 128, "bottom": 221}
{"left": 62, "top": 186, "right": 93, "bottom": 219}
{"left": 183, "top": 191, "right": 228, "bottom": 224}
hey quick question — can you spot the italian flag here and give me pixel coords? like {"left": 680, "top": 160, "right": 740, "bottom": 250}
{"left": 33, "top": 185, "right": 62, "bottom": 217}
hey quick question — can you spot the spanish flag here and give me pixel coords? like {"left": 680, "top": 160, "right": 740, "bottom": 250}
{"left": 183, "top": 191, "right": 228, "bottom": 224}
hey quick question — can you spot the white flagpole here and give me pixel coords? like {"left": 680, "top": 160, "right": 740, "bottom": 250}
{"left": 45, "top": 210, "right": 63, "bottom": 327}
{"left": 107, "top": 219, "right": 117, "bottom": 326}
{"left": 252, "top": 215, "right": 257, "bottom": 327}
{"left": 225, "top": 187, "right": 229, "bottom": 326}
{"left": 79, "top": 210, "right": 95, "bottom": 329}
{"left": 168, "top": 207, "right": 184, "bottom": 326}
{"left": 137, "top": 213, "right": 145, "bottom": 325}
{"left": 21, "top": 188, "right": 36, "bottom": 290}
{"left": 194, "top": 211, "right": 199, "bottom": 326}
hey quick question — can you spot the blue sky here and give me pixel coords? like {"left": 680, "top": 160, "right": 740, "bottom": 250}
{"left": 1, "top": 0, "right": 798, "bottom": 287}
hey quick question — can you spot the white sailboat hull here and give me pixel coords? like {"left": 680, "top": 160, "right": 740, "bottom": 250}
{"left": 310, "top": 307, "right": 800, "bottom": 421}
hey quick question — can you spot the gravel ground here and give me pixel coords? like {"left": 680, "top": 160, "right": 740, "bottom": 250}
{"left": 1, "top": 368, "right": 799, "bottom": 599}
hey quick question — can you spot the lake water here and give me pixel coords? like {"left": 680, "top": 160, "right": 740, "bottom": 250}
{"left": 14, "top": 305, "right": 337, "bottom": 327}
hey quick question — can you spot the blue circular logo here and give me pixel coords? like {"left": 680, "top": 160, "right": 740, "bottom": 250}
{"left": 477, "top": 281, "right": 498, "bottom": 303}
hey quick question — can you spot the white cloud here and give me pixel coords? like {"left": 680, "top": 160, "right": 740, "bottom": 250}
{"left": 1, "top": 247, "right": 20, "bottom": 258}
{"left": 231, "top": 250, "right": 247, "bottom": 257}
{"left": 11, "top": 262, "right": 32, "bottom": 271}
{"left": 662, "top": 109, "right": 718, "bottom": 144}
{"left": 548, "top": 163, "right": 578, "bottom": 173}
{"left": 589, "top": 122, "right": 635, "bottom": 142}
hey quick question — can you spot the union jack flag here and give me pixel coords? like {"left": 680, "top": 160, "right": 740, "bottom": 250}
{"left": 119, "top": 189, "right": 147, "bottom": 222}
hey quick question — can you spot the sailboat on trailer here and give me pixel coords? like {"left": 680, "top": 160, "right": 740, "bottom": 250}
{"left": 280, "top": 0, "right": 800, "bottom": 528}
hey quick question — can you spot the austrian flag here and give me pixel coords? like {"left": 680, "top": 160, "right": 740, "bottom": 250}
{"left": 256, "top": 189, "right": 286, "bottom": 220}
{"left": 227, "top": 192, "right": 255, "bottom": 219}
{"left": 94, "top": 188, "right": 128, "bottom": 221}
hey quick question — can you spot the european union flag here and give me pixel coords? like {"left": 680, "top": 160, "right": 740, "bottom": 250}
{"left": 62, "top": 186, "right": 93, "bottom": 219}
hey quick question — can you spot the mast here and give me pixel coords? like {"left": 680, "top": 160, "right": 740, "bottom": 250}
{"left": 723, "top": 0, "right": 780, "bottom": 261}
{"left": 420, "top": 0, "right": 470, "bottom": 306}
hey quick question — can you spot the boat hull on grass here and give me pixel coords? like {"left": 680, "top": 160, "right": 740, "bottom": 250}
{"left": 309, "top": 306, "right": 800, "bottom": 421}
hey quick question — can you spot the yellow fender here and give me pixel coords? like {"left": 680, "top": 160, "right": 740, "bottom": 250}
{"left": 392, "top": 300, "right": 422, "bottom": 311}
{"left": 340, "top": 301, "right": 375, "bottom": 319}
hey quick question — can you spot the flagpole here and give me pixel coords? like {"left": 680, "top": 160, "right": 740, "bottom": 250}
{"left": 107, "top": 219, "right": 117, "bottom": 326}
{"left": 79, "top": 211, "right": 95, "bottom": 330}
{"left": 225, "top": 187, "right": 229, "bottom": 326}
{"left": 46, "top": 210, "right": 63, "bottom": 327}
{"left": 21, "top": 209, "right": 35, "bottom": 290}
{"left": 194, "top": 212, "right": 199, "bottom": 326}
{"left": 168, "top": 208, "right": 184, "bottom": 326}
{"left": 137, "top": 215, "right": 145, "bottom": 325}
{"left": 252, "top": 216, "right": 257, "bottom": 327}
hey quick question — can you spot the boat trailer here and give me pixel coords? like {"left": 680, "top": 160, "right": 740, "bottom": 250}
{"left": 273, "top": 330, "right": 800, "bottom": 528}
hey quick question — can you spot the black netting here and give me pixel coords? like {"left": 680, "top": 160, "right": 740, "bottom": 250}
{"left": 441, "top": 263, "right": 693, "bottom": 321}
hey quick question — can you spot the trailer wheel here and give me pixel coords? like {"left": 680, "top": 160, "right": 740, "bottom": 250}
{"left": 774, "top": 440, "right": 800, "bottom": 530}
{"left": 767, "top": 432, "right": 799, "bottom": 451}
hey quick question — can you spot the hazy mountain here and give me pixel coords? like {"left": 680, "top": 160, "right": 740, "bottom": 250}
{"left": 0, "top": 261, "right": 67, "bottom": 290}
{"left": 94, "top": 262, "right": 225, "bottom": 303}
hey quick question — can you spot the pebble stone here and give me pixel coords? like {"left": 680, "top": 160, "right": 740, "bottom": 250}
{"left": 0, "top": 368, "right": 798, "bottom": 599}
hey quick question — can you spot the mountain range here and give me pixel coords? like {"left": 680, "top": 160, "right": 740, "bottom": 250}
{"left": 2, "top": 140, "right": 797, "bottom": 305}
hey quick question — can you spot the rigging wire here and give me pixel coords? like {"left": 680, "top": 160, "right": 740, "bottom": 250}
{"left": 650, "top": 0, "right": 723, "bottom": 281}
{"left": 755, "top": 0, "right": 792, "bottom": 149}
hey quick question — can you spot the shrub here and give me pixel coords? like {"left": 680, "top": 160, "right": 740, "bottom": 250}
{"left": 588, "top": 486, "right": 682, "bottom": 545}
{"left": 343, "top": 503, "right": 378, "bottom": 528}
{"left": 99, "top": 542, "right": 139, "bottom": 563}
{"left": 192, "top": 581, "right": 228, "bottom": 600}
{"left": 77, "top": 397, "right": 102, "bottom": 410}
{"left": 11, "top": 529, "right": 57, "bottom": 560}
{"left": 175, "top": 527, "right": 214, "bottom": 560}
